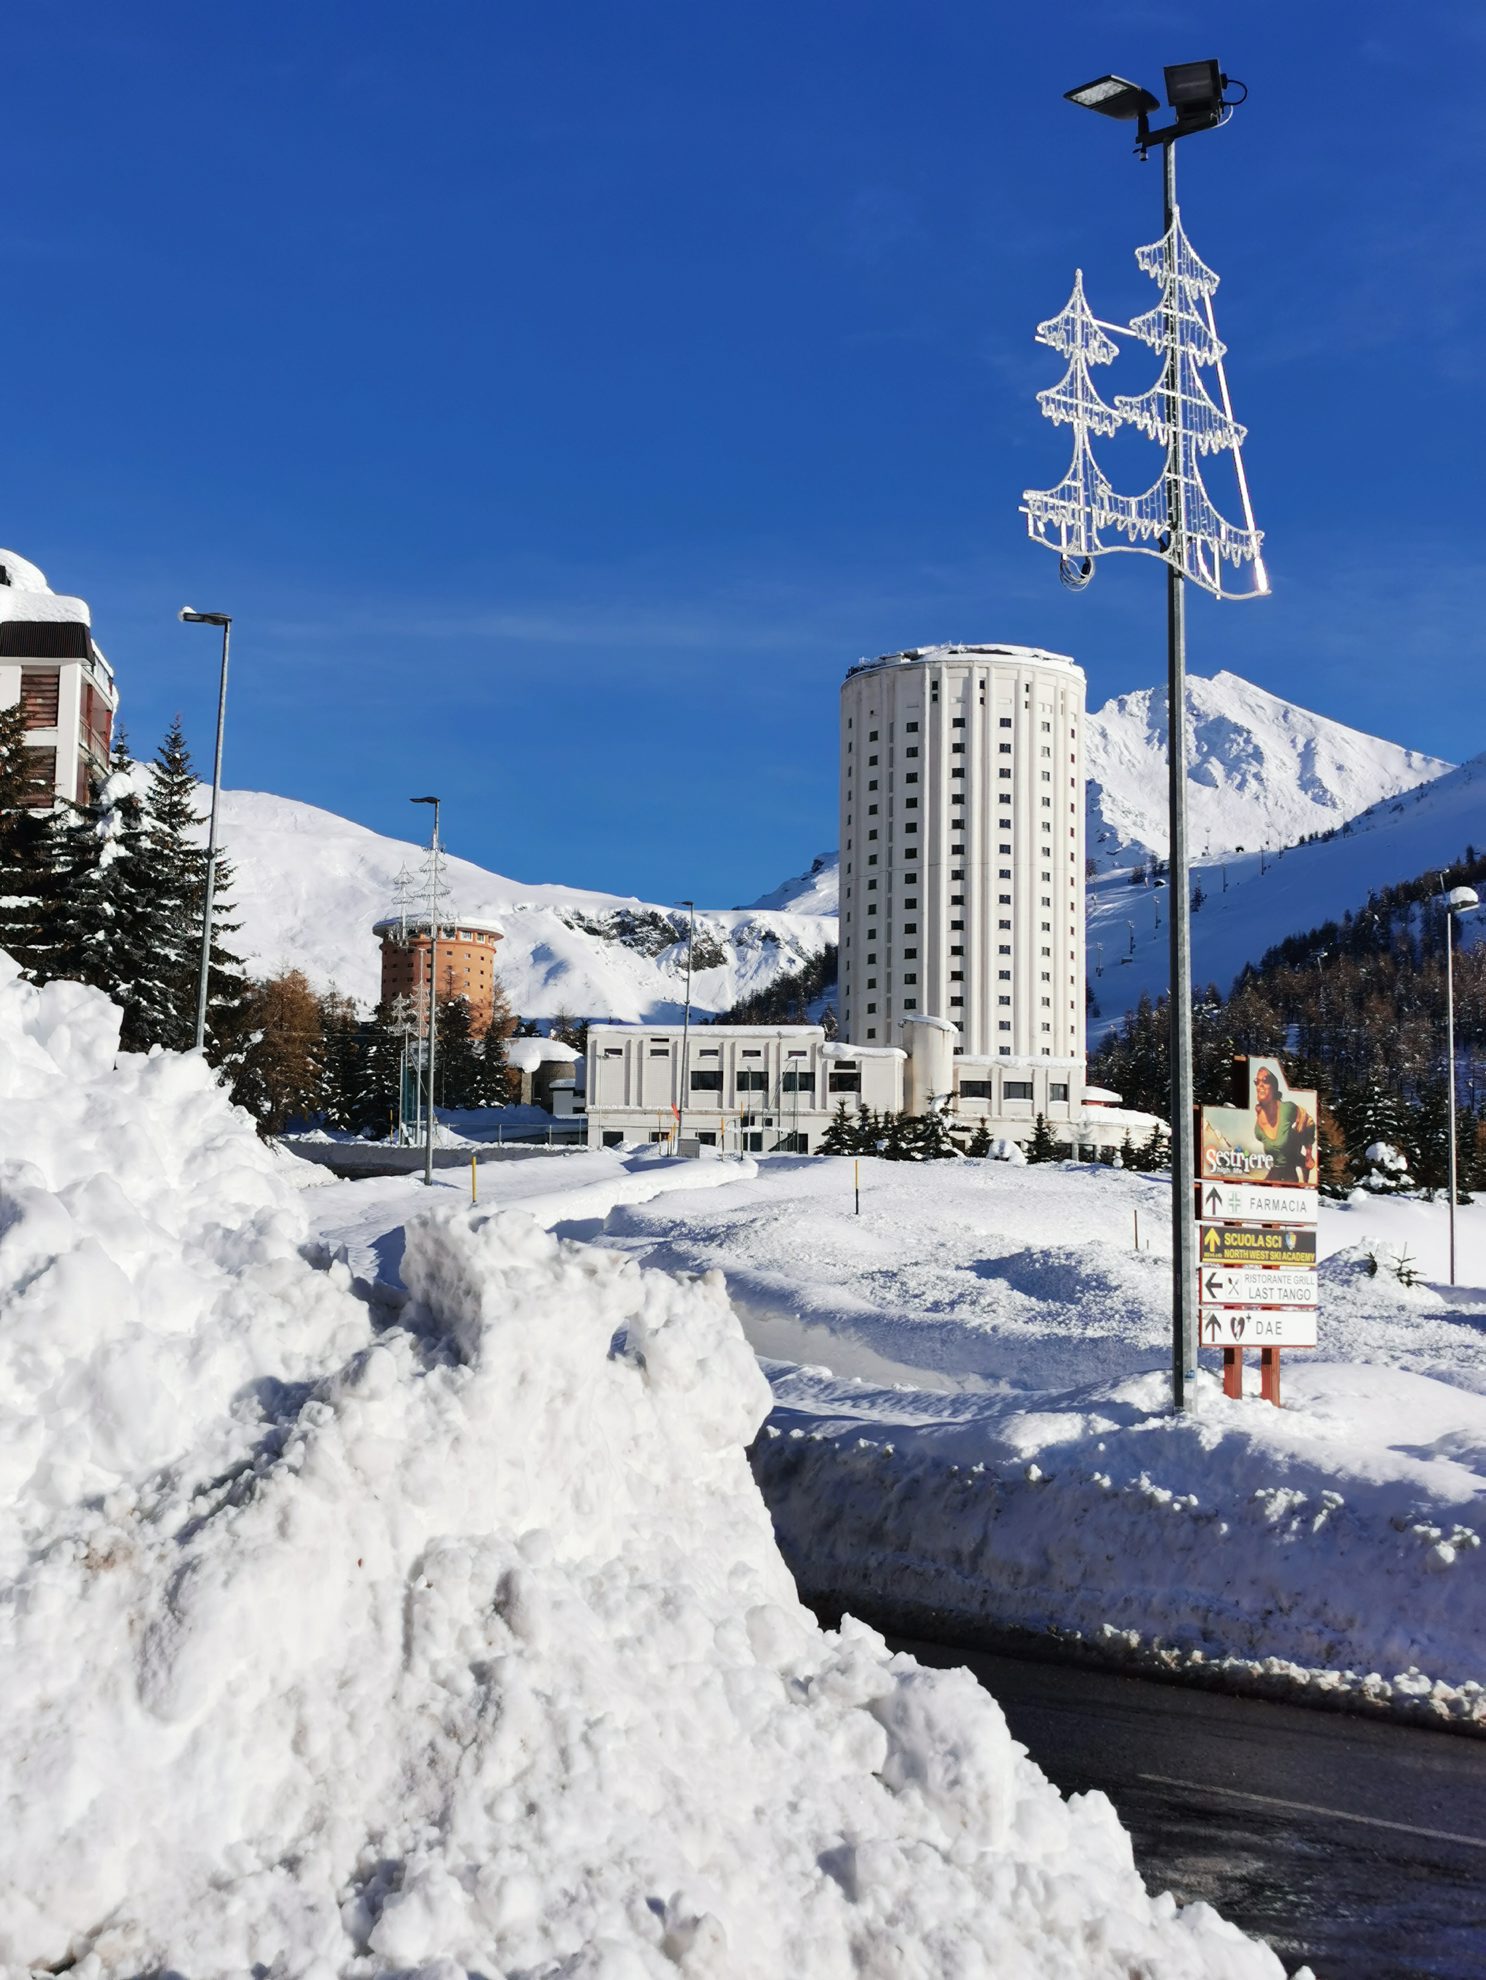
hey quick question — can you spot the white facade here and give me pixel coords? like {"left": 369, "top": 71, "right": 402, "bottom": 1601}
{"left": 0, "top": 550, "right": 117, "bottom": 809}
{"left": 583, "top": 1020, "right": 1154, "bottom": 1159}
{"left": 584, "top": 1025, "right": 902, "bottom": 1154}
{"left": 838, "top": 643, "right": 1086, "bottom": 1075}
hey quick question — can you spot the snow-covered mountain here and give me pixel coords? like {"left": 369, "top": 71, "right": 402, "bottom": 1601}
{"left": 1086, "top": 670, "right": 1451, "bottom": 870}
{"left": 1090, "top": 748, "right": 1486, "bottom": 1030}
{"left": 208, "top": 672, "right": 1469, "bottom": 1031}
{"left": 743, "top": 852, "right": 840, "bottom": 916}
{"left": 208, "top": 790, "right": 835, "bottom": 1021}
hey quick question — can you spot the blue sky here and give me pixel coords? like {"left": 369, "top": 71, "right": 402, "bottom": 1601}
{"left": 9, "top": 3, "right": 1484, "bottom": 906}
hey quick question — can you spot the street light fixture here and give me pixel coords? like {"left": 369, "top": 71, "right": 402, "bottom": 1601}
{"left": 412, "top": 796, "right": 442, "bottom": 1187}
{"left": 675, "top": 900, "right": 696, "bottom": 1154}
{"left": 1037, "top": 57, "right": 1258, "bottom": 1414}
{"left": 178, "top": 608, "right": 232, "bottom": 1053}
{"left": 1439, "top": 883, "right": 1479, "bottom": 1286}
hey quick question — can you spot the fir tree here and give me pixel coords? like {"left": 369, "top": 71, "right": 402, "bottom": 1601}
{"left": 820, "top": 1100, "right": 854, "bottom": 1154}
{"left": 914, "top": 1107, "right": 958, "bottom": 1161}
{"left": 1137, "top": 1122, "right": 1171, "bottom": 1173}
{"left": 318, "top": 987, "right": 370, "bottom": 1131}
{"left": 0, "top": 698, "right": 60, "bottom": 974}
{"left": 434, "top": 995, "right": 478, "bottom": 1109}
{"left": 879, "top": 1111, "right": 913, "bottom": 1161}
{"left": 966, "top": 1119, "right": 992, "bottom": 1159}
{"left": 46, "top": 733, "right": 151, "bottom": 1001}
{"left": 1025, "top": 1113, "right": 1061, "bottom": 1163}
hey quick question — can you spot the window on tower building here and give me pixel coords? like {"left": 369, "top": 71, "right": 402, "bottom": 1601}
{"left": 906, "top": 720, "right": 919, "bottom": 732}
{"left": 999, "top": 717, "right": 1012, "bottom": 728}
{"left": 952, "top": 717, "right": 966, "bottom": 728}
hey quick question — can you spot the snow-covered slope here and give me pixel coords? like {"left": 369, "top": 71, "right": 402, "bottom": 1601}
{"left": 744, "top": 851, "right": 840, "bottom": 916}
{"left": 1091, "top": 749, "right": 1486, "bottom": 1028}
{"left": 208, "top": 790, "right": 836, "bottom": 1021}
{"left": 1086, "top": 670, "right": 1450, "bottom": 869}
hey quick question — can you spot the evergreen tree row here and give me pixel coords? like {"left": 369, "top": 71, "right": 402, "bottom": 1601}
{"left": 0, "top": 708, "right": 245, "bottom": 1056}
{"left": 234, "top": 975, "right": 517, "bottom": 1136}
{"left": 717, "top": 943, "right": 838, "bottom": 1032}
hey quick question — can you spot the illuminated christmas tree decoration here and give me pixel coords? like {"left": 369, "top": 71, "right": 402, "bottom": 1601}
{"left": 1022, "top": 207, "right": 1266, "bottom": 600}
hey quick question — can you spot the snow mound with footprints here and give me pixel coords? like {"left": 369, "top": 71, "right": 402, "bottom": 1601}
{"left": 0, "top": 952, "right": 1284, "bottom": 1977}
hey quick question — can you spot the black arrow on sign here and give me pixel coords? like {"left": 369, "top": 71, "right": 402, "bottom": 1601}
{"left": 1204, "top": 1314, "right": 1221, "bottom": 1342}
{"left": 1205, "top": 1272, "right": 1224, "bottom": 1299}
{"left": 1204, "top": 1186, "right": 1224, "bottom": 1216}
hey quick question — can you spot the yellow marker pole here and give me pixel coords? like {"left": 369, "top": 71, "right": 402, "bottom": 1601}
{"left": 471, "top": 1155, "right": 478, "bottom": 1205}
{"left": 854, "top": 1159, "right": 860, "bottom": 1216}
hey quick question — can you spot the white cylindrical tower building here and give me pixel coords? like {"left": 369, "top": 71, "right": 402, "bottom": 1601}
{"left": 838, "top": 643, "right": 1086, "bottom": 1072}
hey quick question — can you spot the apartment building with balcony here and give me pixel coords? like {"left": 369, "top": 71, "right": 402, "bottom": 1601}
{"left": 0, "top": 550, "right": 117, "bottom": 808}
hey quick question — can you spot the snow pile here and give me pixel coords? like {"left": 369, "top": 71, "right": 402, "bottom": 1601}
{"left": 590, "top": 1157, "right": 1486, "bottom": 1725}
{"left": 0, "top": 956, "right": 1285, "bottom": 1976}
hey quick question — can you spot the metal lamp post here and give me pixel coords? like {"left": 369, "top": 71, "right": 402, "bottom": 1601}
{"left": 1440, "top": 884, "right": 1480, "bottom": 1285}
{"left": 1024, "top": 59, "right": 1265, "bottom": 1412}
{"left": 675, "top": 899, "right": 696, "bottom": 1153}
{"left": 178, "top": 608, "right": 232, "bottom": 1052}
{"left": 412, "top": 796, "right": 442, "bottom": 1186}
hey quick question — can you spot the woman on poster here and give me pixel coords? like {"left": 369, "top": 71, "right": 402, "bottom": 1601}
{"left": 1251, "top": 1061, "right": 1316, "bottom": 1186}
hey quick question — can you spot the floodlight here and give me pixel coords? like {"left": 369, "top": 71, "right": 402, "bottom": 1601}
{"left": 1064, "top": 75, "right": 1159, "bottom": 120}
{"left": 1164, "top": 59, "right": 1225, "bottom": 122}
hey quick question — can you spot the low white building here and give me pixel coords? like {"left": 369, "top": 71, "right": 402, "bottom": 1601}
{"left": 585, "top": 1025, "right": 902, "bottom": 1153}
{"left": 585, "top": 1020, "right": 1156, "bottom": 1158}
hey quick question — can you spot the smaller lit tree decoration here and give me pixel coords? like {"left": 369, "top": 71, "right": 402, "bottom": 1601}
{"left": 1022, "top": 207, "right": 1266, "bottom": 599}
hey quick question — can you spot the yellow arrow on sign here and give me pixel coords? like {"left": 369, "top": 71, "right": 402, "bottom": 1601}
{"left": 1202, "top": 1226, "right": 1222, "bottom": 1256}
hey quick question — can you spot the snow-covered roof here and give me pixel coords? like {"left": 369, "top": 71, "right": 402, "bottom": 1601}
{"left": 590, "top": 1023, "right": 821, "bottom": 1040}
{"left": 507, "top": 1037, "right": 581, "bottom": 1073}
{"left": 846, "top": 642, "right": 1080, "bottom": 682}
{"left": 821, "top": 1041, "right": 905, "bottom": 1061}
{"left": 371, "top": 915, "right": 505, "bottom": 939}
{"left": 901, "top": 1014, "right": 959, "bottom": 1037}
{"left": 0, "top": 547, "right": 91, "bottom": 628}
{"left": 1082, "top": 1084, "right": 1123, "bottom": 1104}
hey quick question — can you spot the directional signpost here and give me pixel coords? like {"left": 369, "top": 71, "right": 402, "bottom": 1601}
{"left": 1199, "top": 1308, "right": 1318, "bottom": 1349}
{"left": 1199, "top": 1224, "right": 1316, "bottom": 1269}
{"left": 1196, "top": 1056, "right": 1320, "bottom": 1406}
{"left": 1200, "top": 1265, "right": 1317, "bottom": 1307}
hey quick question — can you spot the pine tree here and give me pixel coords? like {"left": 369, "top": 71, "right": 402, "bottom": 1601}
{"left": 966, "top": 1118, "right": 992, "bottom": 1159}
{"left": 880, "top": 1111, "right": 913, "bottom": 1161}
{"left": 46, "top": 733, "right": 149, "bottom": 1000}
{"left": 435, "top": 995, "right": 479, "bottom": 1109}
{"left": 0, "top": 698, "right": 61, "bottom": 974}
{"left": 1119, "top": 1127, "right": 1136, "bottom": 1171}
{"left": 113, "top": 718, "right": 245, "bottom": 1058}
{"left": 820, "top": 1100, "right": 854, "bottom": 1154}
{"left": 318, "top": 987, "right": 369, "bottom": 1131}
{"left": 1025, "top": 1113, "right": 1061, "bottom": 1163}
{"left": 914, "top": 1107, "right": 958, "bottom": 1161}
{"left": 359, "top": 1001, "right": 407, "bottom": 1139}
{"left": 1137, "top": 1122, "right": 1171, "bottom": 1173}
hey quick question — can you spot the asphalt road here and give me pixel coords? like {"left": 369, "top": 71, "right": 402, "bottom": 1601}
{"left": 889, "top": 1637, "right": 1486, "bottom": 1980}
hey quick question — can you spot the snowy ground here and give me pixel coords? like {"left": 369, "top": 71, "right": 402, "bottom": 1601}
{"left": 4, "top": 958, "right": 1304, "bottom": 1976}
{"left": 301, "top": 1149, "right": 1486, "bottom": 1729}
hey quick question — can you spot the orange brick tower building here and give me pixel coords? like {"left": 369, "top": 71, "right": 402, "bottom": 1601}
{"left": 374, "top": 915, "right": 505, "bottom": 1032}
